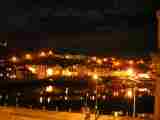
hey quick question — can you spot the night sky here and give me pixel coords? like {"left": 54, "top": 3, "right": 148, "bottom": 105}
{"left": 0, "top": 0, "right": 155, "bottom": 54}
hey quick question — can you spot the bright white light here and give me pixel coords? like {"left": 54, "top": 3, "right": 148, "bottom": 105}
{"left": 91, "top": 96, "right": 95, "bottom": 100}
{"left": 64, "top": 96, "right": 68, "bottom": 100}
{"left": 47, "top": 97, "right": 51, "bottom": 103}
{"left": 65, "top": 88, "right": 69, "bottom": 95}
{"left": 46, "top": 68, "right": 53, "bottom": 77}
{"left": 40, "top": 97, "right": 43, "bottom": 104}
{"left": 138, "top": 88, "right": 149, "bottom": 92}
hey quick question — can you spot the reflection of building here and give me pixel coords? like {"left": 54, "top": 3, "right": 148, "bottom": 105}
{"left": 37, "top": 65, "right": 47, "bottom": 79}
{"left": 153, "top": 10, "right": 160, "bottom": 120}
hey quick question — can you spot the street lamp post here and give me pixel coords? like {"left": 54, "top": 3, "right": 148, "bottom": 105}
{"left": 126, "top": 86, "right": 137, "bottom": 118}
{"left": 95, "top": 81, "right": 98, "bottom": 120}
{"left": 86, "top": 93, "right": 89, "bottom": 106}
{"left": 92, "top": 74, "right": 99, "bottom": 120}
{"left": 133, "top": 86, "right": 136, "bottom": 118}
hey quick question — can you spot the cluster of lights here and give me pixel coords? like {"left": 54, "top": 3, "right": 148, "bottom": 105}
{"left": 88, "top": 56, "right": 148, "bottom": 67}
{"left": 9, "top": 50, "right": 55, "bottom": 63}
{"left": 7, "top": 50, "right": 153, "bottom": 83}
{"left": 8, "top": 50, "right": 87, "bottom": 64}
{"left": 25, "top": 64, "right": 151, "bottom": 82}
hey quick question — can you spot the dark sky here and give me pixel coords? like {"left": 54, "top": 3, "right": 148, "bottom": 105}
{"left": 2, "top": 30, "right": 149, "bottom": 55}
{"left": 0, "top": 0, "right": 155, "bottom": 54}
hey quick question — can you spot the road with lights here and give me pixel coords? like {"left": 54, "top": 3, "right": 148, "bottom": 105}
{"left": 0, "top": 106, "right": 144, "bottom": 120}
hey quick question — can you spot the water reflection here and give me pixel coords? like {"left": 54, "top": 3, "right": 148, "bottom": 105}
{"left": 0, "top": 85, "right": 154, "bottom": 116}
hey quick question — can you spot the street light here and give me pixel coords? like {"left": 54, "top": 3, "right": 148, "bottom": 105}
{"left": 133, "top": 87, "right": 136, "bottom": 118}
{"left": 126, "top": 88, "right": 133, "bottom": 99}
{"left": 28, "top": 66, "right": 36, "bottom": 74}
{"left": 46, "top": 68, "right": 54, "bottom": 77}
{"left": 125, "top": 86, "right": 137, "bottom": 118}
{"left": 48, "top": 50, "right": 53, "bottom": 56}
{"left": 92, "top": 74, "right": 99, "bottom": 120}
{"left": 125, "top": 68, "right": 138, "bottom": 118}
{"left": 39, "top": 51, "right": 46, "bottom": 57}
{"left": 46, "top": 85, "right": 53, "bottom": 93}
{"left": 25, "top": 54, "right": 32, "bottom": 60}
{"left": 10, "top": 56, "right": 18, "bottom": 63}
{"left": 86, "top": 93, "right": 89, "bottom": 106}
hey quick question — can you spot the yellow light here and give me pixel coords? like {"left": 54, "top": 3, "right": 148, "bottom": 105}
{"left": 92, "top": 74, "right": 98, "bottom": 80}
{"left": 126, "top": 68, "right": 134, "bottom": 76}
{"left": 126, "top": 89, "right": 133, "bottom": 99}
{"left": 46, "top": 85, "right": 53, "bottom": 93}
{"left": 113, "top": 61, "right": 120, "bottom": 66}
{"left": 66, "top": 71, "right": 72, "bottom": 76}
{"left": 114, "top": 112, "right": 119, "bottom": 117}
{"left": 62, "top": 70, "right": 72, "bottom": 76}
{"left": 97, "top": 59, "right": 102, "bottom": 65}
{"left": 28, "top": 66, "right": 36, "bottom": 74}
{"left": 46, "top": 68, "right": 53, "bottom": 77}
{"left": 54, "top": 70, "right": 60, "bottom": 75}
{"left": 25, "top": 54, "right": 32, "bottom": 60}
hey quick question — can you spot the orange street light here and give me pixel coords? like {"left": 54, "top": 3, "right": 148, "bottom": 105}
{"left": 25, "top": 54, "right": 32, "bottom": 60}
{"left": 128, "top": 60, "right": 134, "bottom": 65}
{"left": 48, "top": 50, "right": 53, "bottom": 56}
{"left": 97, "top": 59, "right": 102, "bottom": 65}
{"left": 39, "top": 51, "right": 46, "bottom": 57}
{"left": 92, "top": 74, "right": 99, "bottom": 120}
{"left": 113, "top": 61, "right": 120, "bottom": 66}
